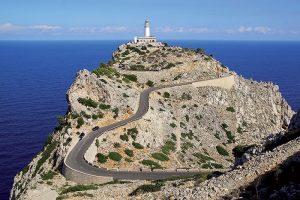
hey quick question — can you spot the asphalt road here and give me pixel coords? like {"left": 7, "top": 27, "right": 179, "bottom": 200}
{"left": 64, "top": 78, "right": 222, "bottom": 180}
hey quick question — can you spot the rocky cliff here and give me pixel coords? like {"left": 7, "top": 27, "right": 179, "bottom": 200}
{"left": 10, "top": 43, "right": 296, "bottom": 200}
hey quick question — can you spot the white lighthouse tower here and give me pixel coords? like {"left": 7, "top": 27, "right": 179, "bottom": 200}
{"left": 134, "top": 19, "right": 157, "bottom": 44}
{"left": 144, "top": 19, "right": 151, "bottom": 37}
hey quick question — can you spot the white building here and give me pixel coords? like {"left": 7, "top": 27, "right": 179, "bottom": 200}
{"left": 134, "top": 20, "right": 157, "bottom": 44}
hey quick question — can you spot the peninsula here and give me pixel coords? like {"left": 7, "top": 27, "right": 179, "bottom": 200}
{"left": 10, "top": 20, "right": 300, "bottom": 200}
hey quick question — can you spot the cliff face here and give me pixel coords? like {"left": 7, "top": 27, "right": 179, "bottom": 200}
{"left": 10, "top": 43, "right": 295, "bottom": 200}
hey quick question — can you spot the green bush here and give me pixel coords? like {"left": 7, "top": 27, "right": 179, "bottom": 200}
{"left": 60, "top": 185, "right": 98, "bottom": 194}
{"left": 122, "top": 93, "right": 129, "bottom": 98}
{"left": 124, "top": 149, "right": 134, "bottom": 157}
{"left": 99, "top": 103, "right": 111, "bottom": 110}
{"left": 165, "top": 63, "right": 175, "bottom": 69}
{"left": 185, "top": 115, "right": 189, "bottom": 122}
{"left": 181, "top": 93, "right": 192, "bottom": 100}
{"left": 181, "top": 142, "right": 194, "bottom": 153}
{"left": 41, "top": 171, "right": 57, "bottom": 180}
{"left": 221, "top": 123, "right": 228, "bottom": 130}
{"left": 146, "top": 80, "right": 154, "bottom": 87}
{"left": 97, "top": 153, "right": 107, "bottom": 163}
{"left": 76, "top": 117, "right": 84, "bottom": 129}
{"left": 211, "top": 163, "right": 223, "bottom": 169}
{"left": 132, "top": 142, "right": 144, "bottom": 149}
{"left": 113, "top": 142, "right": 121, "bottom": 148}
{"left": 92, "top": 114, "right": 98, "bottom": 120}
{"left": 92, "top": 63, "right": 120, "bottom": 78}
{"left": 95, "top": 139, "right": 100, "bottom": 148}
{"left": 112, "top": 107, "right": 119, "bottom": 119}
{"left": 193, "top": 153, "right": 215, "bottom": 163}
{"left": 129, "top": 182, "right": 164, "bottom": 196}
{"left": 70, "top": 112, "right": 80, "bottom": 119}
{"left": 125, "top": 157, "right": 133, "bottom": 162}
{"left": 77, "top": 97, "right": 98, "bottom": 108}
{"left": 129, "top": 64, "right": 145, "bottom": 71}
{"left": 63, "top": 137, "right": 72, "bottom": 146}
{"left": 123, "top": 74, "right": 137, "bottom": 82}
{"left": 141, "top": 159, "right": 161, "bottom": 168}
{"left": 170, "top": 123, "right": 177, "bottom": 128}
{"left": 120, "top": 134, "right": 129, "bottom": 141}
{"left": 80, "top": 111, "right": 91, "bottom": 119}
{"left": 162, "top": 140, "right": 176, "bottom": 155}
{"left": 216, "top": 146, "right": 229, "bottom": 156}
{"left": 108, "top": 152, "right": 122, "bottom": 161}
{"left": 152, "top": 152, "right": 169, "bottom": 161}
{"left": 127, "top": 128, "right": 138, "bottom": 140}
{"left": 226, "top": 106, "right": 235, "bottom": 112}
{"left": 226, "top": 130, "right": 235, "bottom": 143}
{"left": 171, "top": 133, "right": 177, "bottom": 141}
{"left": 163, "top": 92, "right": 170, "bottom": 98}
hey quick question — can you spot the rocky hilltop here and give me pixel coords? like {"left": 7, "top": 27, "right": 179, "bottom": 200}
{"left": 10, "top": 42, "right": 298, "bottom": 200}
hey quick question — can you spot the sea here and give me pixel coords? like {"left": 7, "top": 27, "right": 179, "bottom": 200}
{"left": 0, "top": 40, "right": 299, "bottom": 199}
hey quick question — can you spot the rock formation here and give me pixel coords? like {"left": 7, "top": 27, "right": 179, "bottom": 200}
{"left": 10, "top": 43, "right": 297, "bottom": 200}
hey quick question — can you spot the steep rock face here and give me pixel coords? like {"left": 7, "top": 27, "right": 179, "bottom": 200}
{"left": 10, "top": 43, "right": 295, "bottom": 200}
{"left": 289, "top": 109, "right": 300, "bottom": 130}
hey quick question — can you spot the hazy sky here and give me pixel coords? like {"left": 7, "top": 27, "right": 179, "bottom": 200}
{"left": 0, "top": 0, "right": 300, "bottom": 40}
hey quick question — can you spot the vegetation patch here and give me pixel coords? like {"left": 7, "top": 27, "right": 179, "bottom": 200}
{"left": 41, "top": 171, "right": 57, "bottom": 180}
{"left": 216, "top": 146, "right": 229, "bottom": 156}
{"left": 76, "top": 117, "right": 84, "bottom": 129}
{"left": 120, "top": 134, "right": 129, "bottom": 141}
{"left": 97, "top": 153, "right": 107, "bottom": 163}
{"left": 163, "top": 92, "right": 170, "bottom": 98}
{"left": 33, "top": 141, "right": 57, "bottom": 177}
{"left": 127, "top": 128, "right": 138, "bottom": 140}
{"left": 141, "top": 159, "right": 162, "bottom": 168}
{"left": 99, "top": 103, "right": 111, "bottom": 110}
{"left": 93, "top": 63, "right": 120, "bottom": 78}
{"left": 123, "top": 74, "right": 137, "bottom": 82}
{"left": 226, "top": 106, "right": 236, "bottom": 112}
{"left": 181, "top": 93, "right": 192, "bottom": 100}
{"left": 124, "top": 149, "right": 134, "bottom": 157}
{"left": 162, "top": 140, "right": 176, "bottom": 155}
{"left": 77, "top": 97, "right": 98, "bottom": 108}
{"left": 151, "top": 152, "right": 169, "bottom": 161}
{"left": 108, "top": 152, "right": 122, "bottom": 161}
{"left": 132, "top": 141, "right": 144, "bottom": 149}
{"left": 170, "top": 123, "right": 177, "bottom": 128}
{"left": 129, "top": 64, "right": 145, "bottom": 71}
{"left": 146, "top": 80, "right": 154, "bottom": 87}
{"left": 193, "top": 152, "right": 215, "bottom": 163}
{"left": 129, "top": 182, "right": 164, "bottom": 196}
{"left": 181, "top": 142, "right": 194, "bottom": 153}
{"left": 60, "top": 185, "right": 98, "bottom": 194}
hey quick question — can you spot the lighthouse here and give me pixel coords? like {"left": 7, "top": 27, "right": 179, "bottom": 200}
{"left": 144, "top": 19, "right": 151, "bottom": 37}
{"left": 134, "top": 19, "right": 157, "bottom": 44}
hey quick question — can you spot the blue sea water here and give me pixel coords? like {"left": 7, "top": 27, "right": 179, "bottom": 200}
{"left": 0, "top": 40, "right": 299, "bottom": 199}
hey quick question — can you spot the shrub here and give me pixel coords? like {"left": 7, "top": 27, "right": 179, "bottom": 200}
{"left": 162, "top": 140, "right": 176, "bottom": 155}
{"left": 80, "top": 111, "right": 91, "bottom": 119}
{"left": 41, "top": 171, "right": 57, "bottom": 180}
{"left": 125, "top": 157, "right": 133, "bottom": 162}
{"left": 129, "top": 182, "right": 164, "bottom": 196}
{"left": 181, "top": 142, "right": 194, "bottom": 153}
{"left": 63, "top": 137, "right": 72, "bottom": 146}
{"left": 92, "top": 63, "right": 120, "bottom": 78}
{"left": 60, "top": 185, "right": 98, "bottom": 194}
{"left": 130, "top": 64, "right": 145, "bottom": 71}
{"left": 181, "top": 93, "right": 192, "bottom": 100}
{"left": 237, "top": 126, "right": 243, "bottom": 133}
{"left": 163, "top": 92, "right": 170, "bottom": 98}
{"left": 226, "top": 106, "right": 235, "bottom": 112}
{"left": 124, "top": 149, "right": 134, "bottom": 157}
{"left": 127, "top": 128, "right": 138, "bottom": 140}
{"left": 123, "top": 93, "right": 129, "bottom": 98}
{"left": 112, "top": 107, "right": 119, "bottom": 119}
{"left": 170, "top": 123, "right": 177, "bottom": 128}
{"left": 141, "top": 159, "right": 161, "bottom": 168}
{"left": 76, "top": 117, "right": 84, "bottom": 129}
{"left": 185, "top": 115, "right": 189, "bottom": 122}
{"left": 108, "top": 152, "right": 122, "bottom": 161}
{"left": 113, "top": 142, "right": 121, "bottom": 148}
{"left": 171, "top": 133, "right": 177, "bottom": 141}
{"left": 120, "top": 134, "right": 129, "bottom": 141}
{"left": 146, "top": 80, "right": 154, "bottom": 87}
{"left": 193, "top": 153, "right": 215, "bottom": 163}
{"left": 95, "top": 139, "right": 100, "bottom": 148}
{"left": 97, "top": 153, "right": 107, "bottom": 163}
{"left": 77, "top": 97, "right": 98, "bottom": 108}
{"left": 232, "top": 145, "right": 254, "bottom": 157}
{"left": 216, "top": 146, "right": 229, "bottom": 156}
{"left": 123, "top": 74, "right": 137, "bottom": 82}
{"left": 152, "top": 152, "right": 169, "bottom": 161}
{"left": 56, "top": 115, "right": 67, "bottom": 131}
{"left": 132, "top": 142, "right": 144, "bottom": 149}
{"left": 165, "top": 63, "right": 175, "bottom": 69}
{"left": 221, "top": 123, "right": 228, "bottom": 130}
{"left": 92, "top": 114, "right": 98, "bottom": 120}
{"left": 99, "top": 103, "right": 111, "bottom": 110}
{"left": 226, "top": 131, "right": 235, "bottom": 143}
{"left": 211, "top": 163, "right": 223, "bottom": 169}
{"left": 173, "top": 74, "right": 182, "bottom": 80}
{"left": 70, "top": 112, "right": 80, "bottom": 119}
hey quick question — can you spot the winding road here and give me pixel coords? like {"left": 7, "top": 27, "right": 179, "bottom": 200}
{"left": 63, "top": 75, "right": 234, "bottom": 182}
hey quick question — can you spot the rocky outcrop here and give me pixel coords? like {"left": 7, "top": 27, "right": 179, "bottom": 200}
{"left": 289, "top": 109, "right": 300, "bottom": 130}
{"left": 10, "top": 43, "right": 296, "bottom": 200}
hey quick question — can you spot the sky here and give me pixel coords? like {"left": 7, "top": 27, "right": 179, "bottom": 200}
{"left": 0, "top": 0, "right": 300, "bottom": 40}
